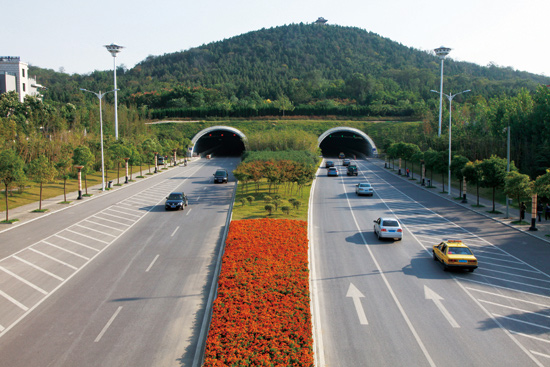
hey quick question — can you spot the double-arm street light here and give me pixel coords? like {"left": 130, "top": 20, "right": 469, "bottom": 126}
{"left": 79, "top": 88, "right": 119, "bottom": 192}
{"left": 435, "top": 46, "right": 451, "bottom": 137}
{"left": 104, "top": 44, "right": 124, "bottom": 140}
{"left": 430, "top": 89, "right": 471, "bottom": 195}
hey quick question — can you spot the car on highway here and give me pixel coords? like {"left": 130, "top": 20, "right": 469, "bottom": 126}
{"left": 325, "top": 160, "right": 335, "bottom": 168}
{"left": 213, "top": 169, "right": 229, "bottom": 183}
{"left": 347, "top": 165, "right": 358, "bottom": 176}
{"left": 165, "top": 192, "right": 188, "bottom": 211}
{"left": 432, "top": 240, "right": 478, "bottom": 272}
{"left": 356, "top": 182, "right": 373, "bottom": 196}
{"left": 342, "top": 158, "right": 351, "bottom": 166}
{"left": 373, "top": 217, "right": 402, "bottom": 240}
{"left": 327, "top": 167, "right": 338, "bottom": 176}
{"left": 339, "top": 152, "right": 345, "bottom": 159}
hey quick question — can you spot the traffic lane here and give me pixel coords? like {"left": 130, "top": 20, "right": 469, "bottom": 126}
{"left": 0, "top": 159, "right": 236, "bottom": 366}
{"left": 312, "top": 171, "right": 434, "bottom": 366}
{"left": 0, "top": 161, "right": 210, "bottom": 259}
{"left": 353, "top": 160, "right": 547, "bottom": 365}
{"left": 362, "top": 160, "right": 550, "bottom": 274}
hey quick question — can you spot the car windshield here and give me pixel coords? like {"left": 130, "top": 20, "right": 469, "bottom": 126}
{"left": 447, "top": 247, "right": 472, "bottom": 255}
{"left": 168, "top": 193, "right": 183, "bottom": 200}
{"left": 382, "top": 220, "right": 399, "bottom": 227}
{"left": 359, "top": 183, "right": 371, "bottom": 188}
{"left": 215, "top": 171, "right": 226, "bottom": 176}
{"left": 329, "top": 168, "right": 337, "bottom": 171}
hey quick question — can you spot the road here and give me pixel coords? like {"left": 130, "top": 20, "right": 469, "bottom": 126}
{"left": 310, "top": 159, "right": 550, "bottom": 367}
{"left": 0, "top": 157, "right": 240, "bottom": 367}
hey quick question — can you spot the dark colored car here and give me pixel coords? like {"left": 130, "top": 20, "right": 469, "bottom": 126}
{"left": 157, "top": 156, "right": 165, "bottom": 165}
{"left": 325, "top": 160, "right": 335, "bottom": 168}
{"left": 165, "top": 192, "right": 188, "bottom": 210}
{"left": 347, "top": 165, "right": 358, "bottom": 176}
{"left": 213, "top": 169, "right": 229, "bottom": 183}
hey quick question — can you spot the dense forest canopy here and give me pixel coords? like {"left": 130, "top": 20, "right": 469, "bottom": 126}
{"left": 30, "top": 23, "right": 549, "bottom": 119}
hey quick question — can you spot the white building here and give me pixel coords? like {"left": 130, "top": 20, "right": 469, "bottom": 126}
{"left": 0, "top": 56, "right": 44, "bottom": 102}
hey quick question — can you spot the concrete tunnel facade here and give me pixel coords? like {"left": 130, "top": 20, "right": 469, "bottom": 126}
{"left": 190, "top": 125, "right": 377, "bottom": 158}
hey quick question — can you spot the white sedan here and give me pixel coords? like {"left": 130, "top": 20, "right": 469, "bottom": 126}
{"left": 373, "top": 217, "right": 403, "bottom": 240}
{"left": 356, "top": 183, "right": 374, "bottom": 196}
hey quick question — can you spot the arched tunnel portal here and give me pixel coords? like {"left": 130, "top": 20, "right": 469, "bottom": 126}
{"left": 318, "top": 127, "right": 378, "bottom": 158}
{"left": 191, "top": 126, "right": 247, "bottom": 157}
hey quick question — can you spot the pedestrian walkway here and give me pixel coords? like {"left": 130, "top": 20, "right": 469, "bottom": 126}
{"left": 0, "top": 160, "right": 190, "bottom": 233}
{"left": 371, "top": 158, "right": 550, "bottom": 244}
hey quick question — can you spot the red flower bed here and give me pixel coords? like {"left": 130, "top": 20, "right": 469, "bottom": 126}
{"left": 204, "top": 219, "right": 313, "bottom": 366}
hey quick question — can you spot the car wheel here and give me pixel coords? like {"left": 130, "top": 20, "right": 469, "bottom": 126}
{"left": 443, "top": 263, "right": 448, "bottom": 271}
{"left": 468, "top": 269, "right": 475, "bottom": 272}
{"left": 433, "top": 252, "right": 437, "bottom": 261}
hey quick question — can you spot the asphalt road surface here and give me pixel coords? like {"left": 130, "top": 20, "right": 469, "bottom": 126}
{"left": 0, "top": 157, "right": 239, "bottom": 367}
{"left": 310, "top": 159, "right": 550, "bottom": 367}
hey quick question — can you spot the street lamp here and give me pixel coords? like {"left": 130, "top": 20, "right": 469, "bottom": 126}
{"left": 430, "top": 89, "right": 471, "bottom": 195}
{"left": 434, "top": 46, "right": 451, "bottom": 137}
{"left": 104, "top": 43, "right": 124, "bottom": 140}
{"left": 79, "top": 88, "right": 119, "bottom": 192}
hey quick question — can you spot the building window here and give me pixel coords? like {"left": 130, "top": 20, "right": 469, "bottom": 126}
{"left": 22, "top": 69, "right": 25, "bottom": 78}
{"left": 22, "top": 83, "right": 26, "bottom": 92}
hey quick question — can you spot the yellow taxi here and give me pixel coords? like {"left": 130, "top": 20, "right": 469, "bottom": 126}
{"left": 432, "top": 240, "right": 478, "bottom": 272}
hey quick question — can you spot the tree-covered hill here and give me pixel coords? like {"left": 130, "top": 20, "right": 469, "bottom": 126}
{"left": 31, "top": 23, "right": 550, "bottom": 117}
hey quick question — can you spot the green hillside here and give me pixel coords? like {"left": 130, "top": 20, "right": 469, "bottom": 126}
{"left": 31, "top": 23, "right": 549, "bottom": 118}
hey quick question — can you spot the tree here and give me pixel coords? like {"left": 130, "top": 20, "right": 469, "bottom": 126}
{"left": 534, "top": 169, "right": 550, "bottom": 200}
{"left": 451, "top": 155, "right": 470, "bottom": 197}
{"left": 462, "top": 160, "right": 483, "bottom": 206}
{"left": 0, "top": 149, "right": 25, "bottom": 221}
{"left": 109, "top": 141, "right": 132, "bottom": 185}
{"left": 272, "top": 94, "right": 294, "bottom": 117}
{"left": 27, "top": 155, "right": 58, "bottom": 211}
{"left": 504, "top": 171, "right": 532, "bottom": 222}
{"left": 73, "top": 146, "right": 94, "bottom": 195}
{"left": 56, "top": 156, "right": 73, "bottom": 203}
{"left": 479, "top": 155, "right": 513, "bottom": 212}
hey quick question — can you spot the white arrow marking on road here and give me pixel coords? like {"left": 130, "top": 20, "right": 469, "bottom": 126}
{"left": 424, "top": 285, "right": 460, "bottom": 328}
{"left": 346, "top": 283, "right": 368, "bottom": 325}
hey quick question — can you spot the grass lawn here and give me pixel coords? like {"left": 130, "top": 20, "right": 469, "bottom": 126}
{"left": 232, "top": 180, "right": 310, "bottom": 221}
{"left": 0, "top": 164, "right": 158, "bottom": 212}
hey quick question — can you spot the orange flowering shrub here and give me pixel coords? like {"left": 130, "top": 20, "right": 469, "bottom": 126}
{"left": 204, "top": 219, "right": 313, "bottom": 366}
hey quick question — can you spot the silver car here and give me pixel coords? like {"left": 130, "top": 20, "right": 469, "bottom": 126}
{"left": 356, "top": 183, "right": 374, "bottom": 196}
{"left": 373, "top": 217, "right": 403, "bottom": 240}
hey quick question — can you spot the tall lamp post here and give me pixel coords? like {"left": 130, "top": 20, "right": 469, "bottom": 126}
{"left": 79, "top": 88, "right": 119, "bottom": 192}
{"left": 434, "top": 46, "right": 451, "bottom": 137}
{"left": 104, "top": 44, "right": 124, "bottom": 140}
{"left": 431, "top": 89, "right": 471, "bottom": 195}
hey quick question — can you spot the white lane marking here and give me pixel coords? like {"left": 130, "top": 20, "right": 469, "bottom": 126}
{"left": 531, "top": 350, "right": 550, "bottom": 359}
{"left": 171, "top": 227, "right": 179, "bottom": 237}
{"left": 12, "top": 256, "right": 65, "bottom": 281}
{"left": 197, "top": 196, "right": 201, "bottom": 201}
{"left": 74, "top": 224, "right": 117, "bottom": 237}
{"left": 42, "top": 240, "right": 90, "bottom": 260}
{"left": 493, "top": 313, "right": 550, "bottom": 331}
{"left": 83, "top": 219, "right": 125, "bottom": 232}
{"left": 98, "top": 212, "right": 135, "bottom": 223}
{"left": 28, "top": 248, "right": 78, "bottom": 270}
{"left": 54, "top": 235, "right": 100, "bottom": 252}
{"left": 0, "top": 266, "right": 48, "bottom": 295}
{"left": 186, "top": 208, "right": 192, "bottom": 216}
{"left": 342, "top": 171, "right": 437, "bottom": 366}
{"left": 511, "top": 330, "right": 550, "bottom": 344}
{"left": 479, "top": 299, "right": 550, "bottom": 320}
{"left": 64, "top": 229, "right": 110, "bottom": 244}
{"left": 466, "top": 287, "right": 550, "bottom": 307}
{"left": 94, "top": 306, "right": 123, "bottom": 342}
{"left": 0, "top": 324, "right": 4, "bottom": 332}
{"left": 346, "top": 283, "right": 368, "bottom": 325}
{"left": 308, "top": 173, "right": 326, "bottom": 367}
{"left": 104, "top": 208, "right": 142, "bottom": 219}
{"left": 424, "top": 286, "right": 459, "bottom": 328}
{"left": 146, "top": 255, "right": 160, "bottom": 272}
{"left": 0, "top": 290, "right": 28, "bottom": 311}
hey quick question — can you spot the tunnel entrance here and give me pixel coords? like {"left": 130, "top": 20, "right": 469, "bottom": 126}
{"left": 191, "top": 126, "right": 247, "bottom": 157}
{"left": 318, "top": 127, "right": 377, "bottom": 158}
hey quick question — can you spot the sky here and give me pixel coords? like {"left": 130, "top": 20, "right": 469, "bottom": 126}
{"left": 4, "top": 0, "right": 550, "bottom": 77}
